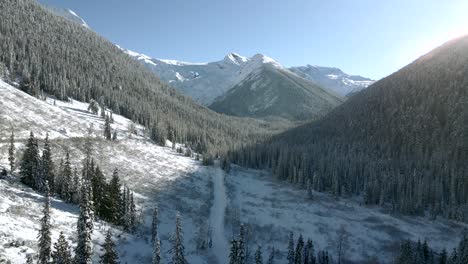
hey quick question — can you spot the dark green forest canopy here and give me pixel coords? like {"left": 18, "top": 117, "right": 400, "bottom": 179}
{"left": 229, "top": 36, "right": 468, "bottom": 219}
{"left": 0, "top": 0, "right": 289, "bottom": 154}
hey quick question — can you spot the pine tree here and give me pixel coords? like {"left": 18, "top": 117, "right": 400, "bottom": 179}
{"left": 108, "top": 169, "right": 121, "bottom": 224}
{"left": 397, "top": 240, "right": 413, "bottom": 264}
{"left": 104, "top": 114, "right": 112, "bottom": 140}
{"left": 51, "top": 231, "right": 72, "bottom": 264}
{"left": 38, "top": 183, "right": 52, "bottom": 264}
{"left": 295, "top": 234, "right": 304, "bottom": 264}
{"left": 70, "top": 167, "right": 81, "bottom": 204}
{"left": 152, "top": 235, "right": 161, "bottom": 264}
{"left": 74, "top": 177, "right": 94, "bottom": 264}
{"left": 100, "top": 230, "right": 119, "bottom": 264}
{"left": 304, "top": 239, "right": 314, "bottom": 264}
{"left": 172, "top": 213, "right": 187, "bottom": 264}
{"left": 238, "top": 224, "right": 246, "bottom": 264}
{"left": 129, "top": 191, "right": 137, "bottom": 232}
{"left": 287, "top": 232, "right": 295, "bottom": 264}
{"left": 42, "top": 133, "right": 55, "bottom": 192}
{"left": 8, "top": 130, "right": 15, "bottom": 172}
{"left": 255, "top": 245, "right": 263, "bottom": 264}
{"left": 267, "top": 247, "right": 275, "bottom": 264}
{"left": 20, "top": 131, "right": 40, "bottom": 189}
{"left": 151, "top": 206, "right": 159, "bottom": 244}
{"left": 61, "top": 152, "right": 72, "bottom": 201}
{"left": 439, "top": 249, "right": 448, "bottom": 264}
{"left": 229, "top": 238, "right": 239, "bottom": 264}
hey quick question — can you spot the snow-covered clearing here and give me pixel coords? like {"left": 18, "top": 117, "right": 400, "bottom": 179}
{"left": 208, "top": 164, "right": 229, "bottom": 264}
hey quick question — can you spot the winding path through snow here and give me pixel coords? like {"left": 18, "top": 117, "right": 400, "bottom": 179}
{"left": 209, "top": 165, "right": 229, "bottom": 264}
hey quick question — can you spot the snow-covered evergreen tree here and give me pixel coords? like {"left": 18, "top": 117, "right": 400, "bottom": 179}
{"left": 38, "top": 183, "right": 52, "bottom": 264}
{"left": 295, "top": 234, "right": 304, "bottom": 264}
{"left": 171, "top": 213, "right": 187, "bottom": 264}
{"left": 20, "top": 131, "right": 40, "bottom": 189}
{"left": 104, "top": 114, "right": 112, "bottom": 140}
{"left": 254, "top": 245, "right": 263, "bottom": 264}
{"left": 100, "top": 230, "right": 119, "bottom": 264}
{"left": 108, "top": 169, "right": 121, "bottom": 224}
{"left": 152, "top": 236, "right": 161, "bottom": 264}
{"left": 74, "top": 176, "right": 94, "bottom": 264}
{"left": 51, "top": 231, "right": 72, "bottom": 264}
{"left": 151, "top": 206, "right": 159, "bottom": 244}
{"left": 229, "top": 238, "right": 239, "bottom": 264}
{"left": 129, "top": 191, "right": 137, "bottom": 232}
{"left": 287, "top": 232, "right": 295, "bottom": 264}
{"left": 238, "top": 224, "right": 246, "bottom": 264}
{"left": 42, "top": 133, "right": 55, "bottom": 192}
{"left": 8, "top": 130, "right": 15, "bottom": 172}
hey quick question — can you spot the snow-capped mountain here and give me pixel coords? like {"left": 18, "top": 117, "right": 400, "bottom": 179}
{"left": 42, "top": 5, "right": 89, "bottom": 29}
{"left": 121, "top": 49, "right": 343, "bottom": 120}
{"left": 119, "top": 48, "right": 268, "bottom": 106}
{"left": 289, "top": 65, "right": 374, "bottom": 96}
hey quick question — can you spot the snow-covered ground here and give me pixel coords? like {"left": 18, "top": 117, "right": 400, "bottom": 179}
{"left": 0, "top": 79, "right": 466, "bottom": 263}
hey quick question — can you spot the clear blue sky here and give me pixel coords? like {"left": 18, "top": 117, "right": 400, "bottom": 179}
{"left": 40, "top": 0, "right": 468, "bottom": 79}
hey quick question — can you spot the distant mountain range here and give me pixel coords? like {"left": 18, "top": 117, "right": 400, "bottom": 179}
{"left": 44, "top": 5, "right": 371, "bottom": 121}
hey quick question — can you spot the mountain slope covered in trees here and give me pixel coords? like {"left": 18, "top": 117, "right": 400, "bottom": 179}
{"left": 230, "top": 36, "right": 468, "bottom": 220}
{"left": 210, "top": 55, "right": 343, "bottom": 120}
{"left": 0, "top": 0, "right": 287, "bottom": 156}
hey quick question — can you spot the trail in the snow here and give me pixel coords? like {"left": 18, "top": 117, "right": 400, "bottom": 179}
{"left": 209, "top": 164, "right": 229, "bottom": 264}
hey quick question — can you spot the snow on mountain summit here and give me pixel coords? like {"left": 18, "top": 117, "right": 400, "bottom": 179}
{"left": 42, "top": 5, "right": 89, "bottom": 29}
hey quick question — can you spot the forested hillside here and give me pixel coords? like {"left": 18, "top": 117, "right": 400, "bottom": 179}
{"left": 0, "top": 0, "right": 287, "bottom": 155}
{"left": 229, "top": 36, "right": 468, "bottom": 220}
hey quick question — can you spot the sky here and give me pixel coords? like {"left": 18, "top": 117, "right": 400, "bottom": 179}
{"left": 40, "top": 0, "right": 468, "bottom": 80}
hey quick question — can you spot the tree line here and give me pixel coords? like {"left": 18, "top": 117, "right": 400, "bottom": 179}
{"left": 0, "top": 0, "right": 288, "bottom": 158}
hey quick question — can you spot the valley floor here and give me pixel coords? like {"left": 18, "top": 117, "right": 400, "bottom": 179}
{"left": 0, "top": 79, "right": 466, "bottom": 263}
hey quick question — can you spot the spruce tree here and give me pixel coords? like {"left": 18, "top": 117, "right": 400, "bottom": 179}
{"left": 295, "top": 234, "right": 304, "bottom": 264}
{"left": 42, "top": 133, "right": 55, "bottom": 192}
{"left": 254, "top": 245, "right": 263, "bottom": 264}
{"left": 238, "top": 224, "right": 246, "bottom": 264}
{"left": 51, "top": 231, "right": 72, "bottom": 264}
{"left": 151, "top": 206, "right": 159, "bottom": 244}
{"left": 439, "top": 249, "right": 448, "bottom": 264}
{"left": 74, "top": 177, "right": 94, "bottom": 264}
{"left": 26, "top": 254, "right": 34, "bottom": 264}
{"left": 152, "top": 236, "right": 161, "bottom": 264}
{"left": 20, "top": 131, "right": 39, "bottom": 189}
{"left": 129, "top": 192, "right": 137, "bottom": 232}
{"left": 304, "top": 239, "right": 314, "bottom": 264}
{"left": 108, "top": 169, "right": 121, "bottom": 224}
{"left": 229, "top": 238, "right": 239, "bottom": 264}
{"left": 172, "top": 213, "right": 187, "bottom": 264}
{"left": 100, "top": 230, "right": 119, "bottom": 264}
{"left": 8, "top": 130, "right": 15, "bottom": 172}
{"left": 104, "top": 114, "right": 112, "bottom": 140}
{"left": 61, "top": 152, "right": 72, "bottom": 201}
{"left": 287, "top": 232, "right": 295, "bottom": 264}
{"left": 38, "top": 183, "right": 52, "bottom": 264}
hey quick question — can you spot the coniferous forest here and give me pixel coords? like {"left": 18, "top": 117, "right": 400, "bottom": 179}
{"left": 1, "top": 0, "right": 468, "bottom": 263}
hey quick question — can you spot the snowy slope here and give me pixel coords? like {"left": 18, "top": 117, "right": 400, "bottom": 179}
{"left": 0, "top": 80, "right": 466, "bottom": 263}
{"left": 290, "top": 65, "right": 374, "bottom": 96}
{"left": 42, "top": 5, "right": 90, "bottom": 29}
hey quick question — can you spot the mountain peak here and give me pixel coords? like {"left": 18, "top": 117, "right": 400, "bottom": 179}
{"left": 42, "top": 5, "right": 89, "bottom": 29}
{"left": 250, "top": 53, "right": 283, "bottom": 69}
{"left": 224, "top": 52, "right": 248, "bottom": 65}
